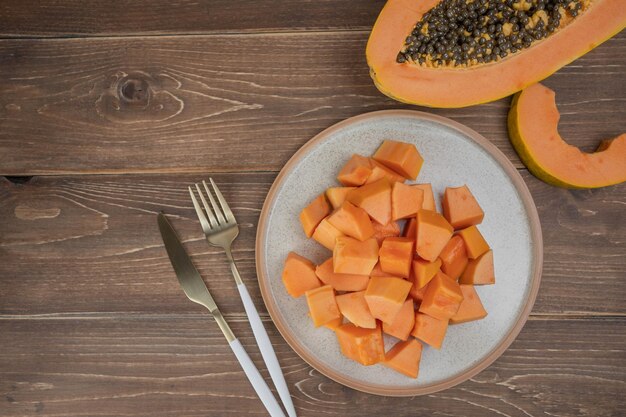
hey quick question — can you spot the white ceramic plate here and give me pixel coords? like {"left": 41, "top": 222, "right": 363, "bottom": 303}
{"left": 256, "top": 110, "right": 542, "bottom": 396}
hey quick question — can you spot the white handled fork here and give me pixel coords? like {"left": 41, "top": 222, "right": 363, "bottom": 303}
{"left": 189, "top": 179, "right": 297, "bottom": 417}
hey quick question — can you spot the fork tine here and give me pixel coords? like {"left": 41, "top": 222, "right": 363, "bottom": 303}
{"left": 202, "top": 180, "right": 227, "bottom": 225}
{"left": 195, "top": 183, "right": 219, "bottom": 227}
{"left": 189, "top": 186, "right": 213, "bottom": 232}
{"left": 210, "top": 178, "right": 236, "bottom": 224}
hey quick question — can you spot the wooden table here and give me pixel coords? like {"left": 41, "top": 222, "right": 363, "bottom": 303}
{"left": 1, "top": 2, "right": 624, "bottom": 416}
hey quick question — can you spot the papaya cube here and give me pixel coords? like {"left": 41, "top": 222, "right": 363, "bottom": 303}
{"left": 305, "top": 285, "right": 340, "bottom": 327}
{"left": 326, "top": 187, "right": 356, "bottom": 209}
{"left": 409, "top": 275, "right": 430, "bottom": 301}
{"left": 382, "top": 299, "right": 415, "bottom": 341}
{"left": 383, "top": 339, "right": 423, "bottom": 378}
{"left": 379, "top": 237, "right": 414, "bottom": 278}
{"left": 281, "top": 252, "right": 321, "bottom": 298}
{"left": 450, "top": 285, "right": 488, "bottom": 324}
{"left": 442, "top": 185, "right": 484, "bottom": 229}
{"left": 373, "top": 140, "right": 424, "bottom": 180}
{"left": 459, "top": 250, "right": 495, "bottom": 285}
{"left": 335, "top": 322, "right": 385, "bottom": 366}
{"left": 312, "top": 218, "right": 344, "bottom": 251}
{"left": 315, "top": 258, "right": 369, "bottom": 292}
{"left": 365, "top": 277, "right": 413, "bottom": 324}
{"left": 336, "top": 290, "right": 376, "bottom": 329}
{"left": 346, "top": 179, "right": 392, "bottom": 226}
{"left": 411, "top": 312, "right": 449, "bottom": 349}
{"left": 327, "top": 201, "right": 375, "bottom": 241}
{"left": 333, "top": 236, "right": 379, "bottom": 275}
{"left": 392, "top": 182, "right": 424, "bottom": 221}
{"left": 370, "top": 262, "right": 396, "bottom": 278}
{"left": 439, "top": 235, "right": 469, "bottom": 281}
{"left": 419, "top": 271, "right": 464, "bottom": 320}
{"left": 299, "top": 194, "right": 331, "bottom": 238}
{"left": 366, "top": 159, "right": 407, "bottom": 184}
{"left": 323, "top": 315, "right": 344, "bottom": 331}
{"left": 337, "top": 154, "right": 372, "bottom": 186}
{"left": 416, "top": 209, "right": 454, "bottom": 262}
{"left": 403, "top": 217, "right": 417, "bottom": 238}
{"left": 413, "top": 183, "right": 436, "bottom": 211}
{"left": 372, "top": 220, "right": 401, "bottom": 246}
{"left": 412, "top": 258, "right": 442, "bottom": 289}
{"left": 458, "top": 225, "right": 490, "bottom": 259}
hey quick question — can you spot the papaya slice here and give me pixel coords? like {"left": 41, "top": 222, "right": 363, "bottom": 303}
{"left": 327, "top": 201, "right": 375, "bottom": 241}
{"left": 335, "top": 322, "right": 385, "bottom": 366}
{"left": 411, "top": 258, "right": 441, "bottom": 290}
{"left": 411, "top": 312, "right": 449, "bottom": 349}
{"left": 413, "top": 183, "right": 435, "bottom": 211}
{"left": 442, "top": 185, "right": 484, "bottom": 230}
{"left": 336, "top": 290, "right": 377, "bottom": 329}
{"left": 333, "top": 236, "right": 380, "bottom": 275}
{"left": 346, "top": 179, "right": 392, "bottom": 226}
{"left": 382, "top": 298, "right": 415, "bottom": 340}
{"left": 379, "top": 237, "right": 414, "bottom": 278}
{"left": 408, "top": 275, "right": 430, "bottom": 301}
{"left": 509, "top": 83, "right": 626, "bottom": 188}
{"left": 326, "top": 187, "right": 356, "bottom": 209}
{"left": 372, "top": 220, "right": 401, "bottom": 245}
{"left": 322, "top": 315, "right": 344, "bottom": 331}
{"left": 366, "top": 0, "right": 626, "bottom": 108}
{"left": 315, "top": 258, "right": 370, "bottom": 292}
{"left": 337, "top": 154, "right": 373, "bottom": 186}
{"left": 311, "top": 218, "right": 344, "bottom": 251}
{"left": 299, "top": 193, "right": 331, "bottom": 238}
{"left": 460, "top": 250, "right": 495, "bottom": 285}
{"left": 367, "top": 159, "right": 407, "bottom": 184}
{"left": 415, "top": 209, "right": 454, "bottom": 262}
{"left": 419, "top": 271, "right": 464, "bottom": 320}
{"left": 391, "top": 182, "right": 424, "bottom": 220}
{"left": 373, "top": 140, "right": 424, "bottom": 180}
{"left": 458, "top": 225, "right": 490, "bottom": 259}
{"left": 370, "top": 262, "right": 396, "bottom": 278}
{"left": 383, "top": 339, "right": 423, "bottom": 378}
{"left": 403, "top": 217, "right": 416, "bottom": 239}
{"left": 305, "top": 285, "right": 340, "bottom": 327}
{"left": 365, "top": 276, "right": 413, "bottom": 324}
{"left": 438, "top": 235, "right": 469, "bottom": 281}
{"left": 450, "top": 285, "right": 488, "bottom": 324}
{"left": 282, "top": 252, "right": 321, "bottom": 298}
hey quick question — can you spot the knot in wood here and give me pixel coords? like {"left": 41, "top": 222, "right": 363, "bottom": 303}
{"left": 119, "top": 77, "right": 150, "bottom": 105}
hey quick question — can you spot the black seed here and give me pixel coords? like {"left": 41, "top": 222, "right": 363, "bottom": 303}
{"left": 427, "top": 45, "right": 434, "bottom": 54}
{"left": 479, "top": 37, "right": 486, "bottom": 45}
{"left": 397, "top": 53, "right": 407, "bottom": 63}
{"left": 493, "top": 46, "right": 501, "bottom": 54}
{"left": 500, "top": 51, "right": 508, "bottom": 58}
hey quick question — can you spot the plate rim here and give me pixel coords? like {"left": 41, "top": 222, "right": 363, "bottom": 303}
{"left": 255, "top": 109, "right": 543, "bottom": 396}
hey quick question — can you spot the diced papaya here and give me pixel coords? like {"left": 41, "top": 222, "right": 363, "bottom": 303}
{"left": 412, "top": 258, "right": 442, "bottom": 289}
{"left": 459, "top": 250, "right": 495, "bottom": 285}
{"left": 413, "top": 184, "right": 435, "bottom": 211}
{"left": 382, "top": 299, "right": 415, "bottom": 340}
{"left": 311, "top": 218, "right": 344, "bottom": 251}
{"left": 315, "top": 258, "right": 369, "bottom": 292}
{"left": 281, "top": 252, "right": 321, "bottom": 298}
{"left": 372, "top": 220, "right": 401, "bottom": 245}
{"left": 327, "top": 201, "right": 375, "bottom": 241}
{"left": 336, "top": 291, "right": 376, "bottom": 329}
{"left": 408, "top": 275, "right": 430, "bottom": 301}
{"left": 346, "top": 179, "right": 392, "bottom": 226}
{"left": 305, "top": 285, "right": 340, "bottom": 327}
{"left": 415, "top": 209, "right": 454, "bottom": 262}
{"left": 379, "top": 237, "right": 414, "bottom": 278}
{"left": 365, "top": 277, "right": 413, "bottom": 324}
{"left": 337, "top": 154, "right": 373, "bottom": 186}
{"left": 299, "top": 194, "right": 331, "bottom": 238}
{"left": 373, "top": 140, "right": 424, "bottom": 180}
{"left": 383, "top": 339, "right": 423, "bottom": 378}
{"left": 323, "top": 315, "right": 344, "bottom": 331}
{"left": 411, "top": 312, "right": 449, "bottom": 349}
{"left": 333, "top": 236, "right": 379, "bottom": 275}
{"left": 403, "top": 217, "right": 416, "bottom": 238}
{"left": 391, "top": 182, "right": 424, "bottom": 221}
{"left": 439, "top": 235, "right": 469, "bottom": 281}
{"left": 366, "top": 159, "right": 407, "bottom": 184}
{"left": 335, "top": 322, "right": 385, "bottom": 366}
{"left": 326, "top": 187, "right": 356, "bottom": 209}
{"left": 442, "top": 185, "right": 484, "bottom": 229}
{"left": 450, "top": 285, "right": 488, "bottom": 324}
{"left": 458, "top": 225, "right": 490, "bottom": 259}
{"left": 370, "top": 262, "right": 396, "bottom": 278}
{"left": 419, "top": 271, "right": 464, "bottom": 320}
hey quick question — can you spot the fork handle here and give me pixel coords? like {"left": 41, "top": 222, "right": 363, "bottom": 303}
{"left": 229, "top": 338, "right": 286, "bottom": 417}
{"left": 238, "top": 283, "right": 298, "bottom": 417}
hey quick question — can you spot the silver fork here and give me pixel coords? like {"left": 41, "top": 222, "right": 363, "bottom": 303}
{"left": 189, "top": 179, "right": 297, "bottom": 417}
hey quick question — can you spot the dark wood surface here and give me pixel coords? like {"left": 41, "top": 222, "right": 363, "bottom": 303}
{"left": 1, "top": 2, "right": 624, "bottom": 416}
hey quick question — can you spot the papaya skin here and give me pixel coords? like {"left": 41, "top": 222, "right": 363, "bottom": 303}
{"left": 508, "top": 83, "right": 626, "bottom": 189}
{"left": 366, "top": 0, "right": 626, "bottom": 108}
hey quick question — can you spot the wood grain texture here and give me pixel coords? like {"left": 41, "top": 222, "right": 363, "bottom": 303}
{"left": 0, "top": 315, "right": 624, "bottom": 417}
{"left": 1, "top": 172, "right": 624, "bottom": 316}
{"left": 0, "top": 0, "right": 385, "bottom": 37}
{"left": 0, "top": 31, "right": 624, "bottom": 175}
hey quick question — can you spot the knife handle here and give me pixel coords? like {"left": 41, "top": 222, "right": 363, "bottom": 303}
{"left": 237, "top": 283, "right": 297, "bottom": 417}
{"left": 229, "top": 338, "right": 286, "bottom": 417}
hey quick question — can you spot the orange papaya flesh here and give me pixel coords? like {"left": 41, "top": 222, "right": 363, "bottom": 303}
{"left": 346, "top": 178, "right": 392, "bottom": 226}
{"left": 450, "top": 285, "right": 488, "bottom": 324}
{"left": 326, "top": 187, "right": 356, "bottom": 209}
{"left": 382, "top": 298, "right": 415, "bottom": 340}
{"left": 442, "top": 185, "right": 484, "bottom": 230}
{"left": 391, "top": 182, "right": 424, "bottom": 220}
{"left": 458, "top": 225, "right": 490, "bottom": 259}
{"left": 337, "top": 154, "right": 373, "bottom": 186}
{"left": 365, "top": 276, "right": 413, "bottom": 324}
{"left": 416, "top": 209, "right": 454, "bottom": 262}
{"left": 372, "top": 220, "right": 401, "bottom": 246}
{"left": 333, "top": 236, "right": 379, "bottom": 275}
{"left": 336, "top": 290, "right": 377, "bottom": 329}
{"left": 311, "top": 218, "right": 344, "bottom": 251}
{"left": 282, "top": 252, "right": 322, "bottom": 298}
{"left": 411, "top": 258, "right": 442, "bottom": 289}
{"left": 315, "top": 258, "right": 370, "bottom": 292}
{"left": 327, "top": 201, "right": 375, "bottom": 241}
{"left": 373, "top": 140, "right": 424, "bottom": 180}
{"left": 438, "top": 235, "right": 469, "bottom": 281}
{"left": 305, "top": 285, "right": 340, "bottom": 327}
{"left": 411, "top": 312, "right": 449, "bottom": 349}
{"left": 335, "top": 322, "right": 385, "bottom": 366}
{"left": 419, "top": 271, "right": 464, "bottom": 320}
{"left": 299, "top": 193, "right": 331, "bottom": 238}
{"left": 460, "top": 250, "right": 495, "bottom": 285}
{"left": 383, "top": 339, "right": 423, "bottom": 378}
{"left": 379, "top": 237, "right": 414, "bottom": 278}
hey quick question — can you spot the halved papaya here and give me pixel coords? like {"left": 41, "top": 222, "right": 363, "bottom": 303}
{"left": 366, "top": 0, "right": 626, "bottom": 108}
{"left": 509, "top": 83, "right": 626, "bottom": 188}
